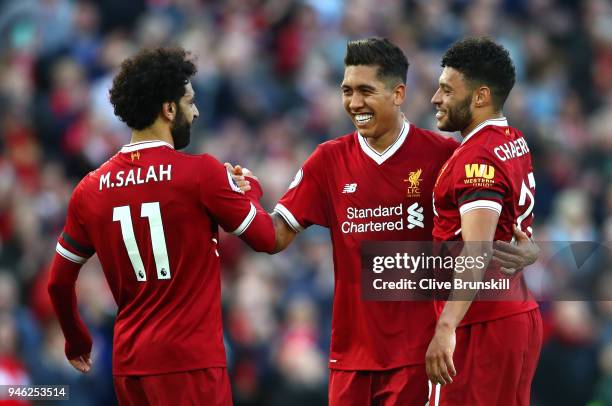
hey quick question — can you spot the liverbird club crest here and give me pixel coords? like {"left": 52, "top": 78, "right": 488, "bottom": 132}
{"left": 404, "top": 168, "right": 422, "bottom": 197}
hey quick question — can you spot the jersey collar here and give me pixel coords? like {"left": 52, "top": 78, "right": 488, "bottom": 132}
{"left": 120, "top": 140, "right": 174, "bottom": 153}
{"left": 357, "top": 120, "right": 410, "bottom": 165}
{"left": 461, "top": 117, "right": 508, "bottom": 145}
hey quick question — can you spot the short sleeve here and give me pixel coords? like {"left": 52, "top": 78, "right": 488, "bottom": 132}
{"left": 56, "top": 184, "right": 95, "bottom": 264}
{"left": 199, "top": 155, "right": 259, "bottom": 235}
{"left": 452, "top": 145, "right": 508, "bottom": 216}
{"left": 275, "top": 146, "right": 329, "bottom": 231}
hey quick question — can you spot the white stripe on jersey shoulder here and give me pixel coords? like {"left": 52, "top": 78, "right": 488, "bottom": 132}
{"left": 56, "top": 242, "right": 88, "bottom": 264}
{"left": 274, "top": 203, "right": 304, "bottom": 232}
{"left": 120, "top": 140, "right": 174, "bottom": 153}
{"left": 459, "top": 199, "right": 502, "bottom": 216}
{"left": 357, "top": 120, "right": 410, "bottom": 165}
{"left": 462, "top": 117, "right": 508, "bottom": 145}
{"left": 232, "top": 202, "right": 257, "bottom": 236}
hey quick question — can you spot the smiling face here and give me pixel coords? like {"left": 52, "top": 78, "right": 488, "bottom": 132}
{"left": 431, "top": 66, "right": 474, "bottom": 133}
{"left": 341, "top": 65, "right": 405, "bottom": 142}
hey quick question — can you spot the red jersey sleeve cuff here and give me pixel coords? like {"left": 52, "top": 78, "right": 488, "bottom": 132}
{"left": 231, "top": 202, "right": 257, "bottom": 236}
{"left": 57, "top": 232, "right": 94, "bottom": 264}
{"left": 273, "top": 204, "right": 304, "bottom": 232}
{"left": 56, "top": 242, "right": 89, "bottom": 264}
{"left": 459, "top": 200, "right": 502, "bottom": 216}
{"left": 65, "top": 335, "right": 93, "bottom": 360}
{"left": 245, "top": 177, "right": 263, "bottom": 201}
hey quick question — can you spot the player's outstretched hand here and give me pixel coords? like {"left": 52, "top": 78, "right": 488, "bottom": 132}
{"left": 425, "top": 326, "right": 457, "bottom": 385}
{"left": 492, "top": 225, "right": 539, "bottom": 275}
{"left": 69, "top": 353, "right": 92, "bottom": 374}
{"left": 224, "top": 163, "right": 258, "bottom": 192}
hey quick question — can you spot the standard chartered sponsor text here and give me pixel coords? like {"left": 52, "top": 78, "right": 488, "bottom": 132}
{"left": 342, "top": 203, "right": 404, "bottom": 233}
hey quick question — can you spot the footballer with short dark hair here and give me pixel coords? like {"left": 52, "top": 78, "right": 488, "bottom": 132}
{"left": 228, "top": 37, "right": 538, "bottom": 405}
{"left": 427, "top": 37, "right": 541, "bottom": 406}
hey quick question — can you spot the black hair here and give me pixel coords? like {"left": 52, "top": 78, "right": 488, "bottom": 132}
{"left": 441, "top": 37, "right": 515, "bottom": 110}
{"left": 344, "top": 38, "right": 409, "bottom": 86}
{"left": 109, "top": 47, "right": 197, "bottom": 130}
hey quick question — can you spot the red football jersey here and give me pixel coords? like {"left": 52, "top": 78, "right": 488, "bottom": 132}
{"left": 276, "top": 121, "right": 458, "bottom": 370}
{"left": 56, "top": 140, "right": 260, "bottom": 375}
{"left": 432, "top": 117, "right": 538, "bottom": 325}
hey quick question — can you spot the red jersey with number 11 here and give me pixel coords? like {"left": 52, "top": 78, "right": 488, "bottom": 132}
{"left": 432, "top": 118, "right": 538, "bottom": 325}
{"left": 56, "top": 140, "right": 259, "bottom": 375}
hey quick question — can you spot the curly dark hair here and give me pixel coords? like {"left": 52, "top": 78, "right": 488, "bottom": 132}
{"left": 344, "top": 38, "right": 409, "bottom": 86}
{"left": 109, "top": 47, "right": 197, "bottom": 130}
{"left": 441, "top": 37, "right": 515, "bottom": 110}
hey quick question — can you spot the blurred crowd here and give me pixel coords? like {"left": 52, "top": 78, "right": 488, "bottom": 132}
{"left": 0, "top": 0, "right": 609, "bottom": 405}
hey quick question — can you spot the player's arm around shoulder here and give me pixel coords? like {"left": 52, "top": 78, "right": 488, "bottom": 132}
{"left": 493, "top": 226, "right": 539, "bottom": 274}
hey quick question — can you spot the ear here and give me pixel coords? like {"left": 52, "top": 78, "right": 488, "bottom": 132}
{"left": 393, "top": 83, "right": 406, "bottom": 106}
{"left": 162, "top": 101, "right": 177, "bottom": 121}
{"left": 474, "top": 86, "right": 491, "bottom": 108}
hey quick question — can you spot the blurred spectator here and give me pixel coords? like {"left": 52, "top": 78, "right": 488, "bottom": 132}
{"left": 269, "top": 297, "right": 327, "bottom": 406}
{"left": 0, "top": 312, "right": 30, "bottom": 406}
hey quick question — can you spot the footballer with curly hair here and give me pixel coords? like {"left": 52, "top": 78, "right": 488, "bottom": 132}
{"left": 426, "top": 37, "right": 541, "bottom": 405}
{"left": 48, "top": 47, "right": 277, "bottom": 405}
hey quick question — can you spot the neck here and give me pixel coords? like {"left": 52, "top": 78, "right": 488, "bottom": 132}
{"left": 460, "top": 110, "right": 503, "bottom": 138}
{"left": 366, "top": 113, "right": 404, "bottom": 153}
{"left": 130, "top": 120, "right": 174, "bottom": 146}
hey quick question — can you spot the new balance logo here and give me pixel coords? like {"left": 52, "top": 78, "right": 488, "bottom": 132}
{"left": 407, "top": 202, "right": 424, "bottom": 229}
{"left": 342, "top": 183, "right": 357, "bottom": 193}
